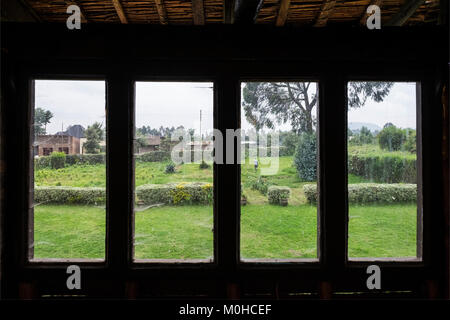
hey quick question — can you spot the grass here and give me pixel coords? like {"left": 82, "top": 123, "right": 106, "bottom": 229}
{"left": 33, "top": 203, "right": 417, "bottom": 260}
{"left": 348, "top": 144, "right": 416, "bottom": 160}
{"left": 32, "top": 153, "right": 417, "bottom": 260}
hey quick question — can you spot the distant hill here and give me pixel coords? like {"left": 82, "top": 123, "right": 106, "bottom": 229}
{"left": 348, "top": 122, "right": 381, "bottom": 133}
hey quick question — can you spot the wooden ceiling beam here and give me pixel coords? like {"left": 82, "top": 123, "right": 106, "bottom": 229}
{"left": 234, "top": 0, "right": 264, "bottom": 24}
{"left": 385, "top": 0, "right": 425, "bottom": 26}
{"left": 275, "top": 0, "right": 291, "bottom": 27}
{"left": 112, "top": 0, "right": 128, "bottom": 24}
{"left": 154, "top": 0, "right": 168, "bottom": 25}
{"left": 359, "top": 0, "right": 383, "bottom": 26}
{"left": 192, "top": 0, "right": 205, "bottom": 25}
{"left": 314, "top": 0, "right": 337, "bottom": 27}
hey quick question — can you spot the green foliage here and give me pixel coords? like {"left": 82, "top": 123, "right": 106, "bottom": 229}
{"left": 250, "top": 176, "right": 271, "bottom": 195}
{"left": 347, "top": 82, "right": 394, "bottom": 109}
{"left": 34, "top": 186, "right": 106, "bottom": 205}
{"left": 378, "top": 124, "right": 406, "bottom": 151}
{"left": 294, "top": 133, "right": 317, "bottom": 182}
{"left": 279, "top": 131, "right": 300, "bottom": 156}
{"left": 348, "top": 153, "right": 416, "bottom": 183}
{"left": 267, "top": 186, "right": 291, "bottom": 205}
{"left": 349, "top": 126, "right": 374, "bottom": 145}
{"left": 135, "top": 182, "right": 213, "bottom": 206}
{"left": 403, "top": 129, "right": 416, "bottom": 153}
{"left": 34, "top": 107, "right": 53, "bottom": 135}
{"left": 303, "top": 183, "right": 416, "bottom": 204}
{"left": 165, "top": 162, "right": 176, "bottom": 173}
{"left": 135, "top": 151, "right": 171, "bottom": 162}
{"left": 35, "top": 153, "right": 105, "bottom": 169}
{"left": 50, "top": 151, "right": 66, "bottom": 169}
{"left": 84, "top": 122, "right": 104, "bottom": 154}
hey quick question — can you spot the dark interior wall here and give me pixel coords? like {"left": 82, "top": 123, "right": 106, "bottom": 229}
{"left": 0, "top": 22, "right": 448, "bottom": 299}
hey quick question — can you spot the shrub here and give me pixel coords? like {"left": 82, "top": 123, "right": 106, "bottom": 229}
{"left": 35, "top": 153, "right": 106, "bottom": 169}
{"left": 303, "top": 183, "right": 416, "bottom": 204}
{"left": 294, "top": 133, "right": 317, "bottom": 182}
{"left": 135, "top": 182, "right": 213, "bottom": 205}
{"left": 378, "top": 125, "right": 406, "bottom": 151}
{"left": 403, "top": 129, "right": 416, "bottom": 153}
{"left": 165, "top": 162, "right": 176, "bottom": 173}
{"left": 250, "top": 176, "right": 271, "bottom": 195}
{"left": 348, "top": 154, "right": 416, "bottom": 183}
{"left": 135, "top": 151, "right": 171, "bottom": 162}
{"left": 50, "top": 151, "right": 66, "bottom": 169}
{"left": 267, "top": 186, "right": 291, "bottom": 205}
{"left": 65, "top": 153, "right": 105, "bottom": 166}
{"left": 34, "top": 186, "right": 106, "bottom": 205}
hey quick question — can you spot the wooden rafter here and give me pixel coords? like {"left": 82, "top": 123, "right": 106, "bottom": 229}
{"left": 112, "top": 0, "right": 128, "bottom": 24}
{"left": 65, "top": 0, "right": 89, "bottom": 23}
{"left": 192, "top": 0, "right": 205, "bottom": 25}
{"left": 275, "top": 0, "right": 291, "bottom": 27}
{"left": 18, "top": 0, "right": 42, "bottom": 22}
{"left": 360, "top": 0, "right": 383, "bottom": 26}
{"left": 154, "top": 0, "right": 168, "bottom": 25}
{"left": 385, "top": 0, "right": 425, "bottom": 26}
{"left": 314, "top": 0, "right": 337, "bottom": 27}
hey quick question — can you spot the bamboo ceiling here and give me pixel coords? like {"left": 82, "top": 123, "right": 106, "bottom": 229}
{"left": 21, "top": 0, "right": 442, "bottom": 26}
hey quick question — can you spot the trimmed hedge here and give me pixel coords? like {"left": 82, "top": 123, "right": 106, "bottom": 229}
{"left": 35, "top": 153, "right": 105, "bottom": 169}
{"left": 136, "top": 182, "right": 213, "bottom": 205}
{"left": 348, "top": 154, "right": 416, "bottom": 183}
{"left": 303, "top": 183, "right": 416, "bottom": 204}
{"left": 268, "top": 186, "right": 291, "bottom": 205}
{"left": 34, "top": 186, "right": 106, "bottom": 205}
{"left": 135, "top": 151, "right": 171, "bottom": 163}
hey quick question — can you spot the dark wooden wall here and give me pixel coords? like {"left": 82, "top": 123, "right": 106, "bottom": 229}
{"left": 0, "top": 22, "right": 448, "bottom": 299}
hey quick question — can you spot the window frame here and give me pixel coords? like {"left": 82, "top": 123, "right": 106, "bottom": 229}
{"left": 4, "top": 56, "right": 444, "bottom": 298}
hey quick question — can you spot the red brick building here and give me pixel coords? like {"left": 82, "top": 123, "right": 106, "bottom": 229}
{"left": 34, "top": 134, "right": 81, "bottom": 156}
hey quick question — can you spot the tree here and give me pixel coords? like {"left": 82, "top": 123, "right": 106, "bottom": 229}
{"left": 84, "top": 122, "right": 104, "bottom": 154}
{"left": 350, "top": 126, "right": 374, "bottom": 145}
{"left": 242, "top": 82, "right": 394, "bottom": 135}
{"left": 34, "top": 107, "right": 53, "bottom": 135}
{"left": 378, "top": 124, "right": 405, "bottom": 151}
{"left": 293, "top": 133, "right": 317, "bottom": 181}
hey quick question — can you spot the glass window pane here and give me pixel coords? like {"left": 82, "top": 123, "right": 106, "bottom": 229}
{"left": 134, "top": 82, "right": 214, "bottom": 261}
{"left": 31, "top": 80, "right": 106, "bottom": 260}
{"left": 240, "top": 82, "right": 319, "bottom": 260}
{"left": 347, "top": 81, "right": 419, "bottom": 259}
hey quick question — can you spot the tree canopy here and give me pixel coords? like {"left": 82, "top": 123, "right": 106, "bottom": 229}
{"left": 242, "top": 82, "right": 394, "bottom": 135}
{"left": 34, "top": 107, "right": 54, "bottom": 135}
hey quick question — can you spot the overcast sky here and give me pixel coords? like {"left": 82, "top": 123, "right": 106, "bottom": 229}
{"left": 35, "top": 80, "right": 416, "bottom": 135}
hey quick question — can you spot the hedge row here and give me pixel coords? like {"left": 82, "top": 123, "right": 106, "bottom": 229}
{"left": 35, "top": 153, "right": 105, "bottom": 169}
{"left": 34, "top": 186, "right": 106, "bottom": 205}
{"left": 303, "top": 183, "right": 417, "bottom": 204}
{"left": 268, "top": 186, "right": 291, "bottom": 205}
{"left": 348, "top": 154, "right": 416, "bottom": 183}
{"left": 136, "top": 182, "right": 213, "bottom": 205}
{"left": 135, "top": 151, "right": 213, "bottom": 163}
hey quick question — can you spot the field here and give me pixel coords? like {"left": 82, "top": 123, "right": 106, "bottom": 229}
{"left": 33, "top": 153, "right": 418, "bottom": 260}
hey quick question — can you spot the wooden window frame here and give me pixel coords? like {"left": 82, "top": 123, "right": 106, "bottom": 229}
{"left": 2, "top": 25, "right": 447, "bottom": 299}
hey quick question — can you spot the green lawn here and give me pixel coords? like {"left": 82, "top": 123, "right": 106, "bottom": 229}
{"left": 33, "top": 203, "right": 417, "bottom": 260}
{"left": 32, "top": 154, "right": 417, "bottom": 260}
